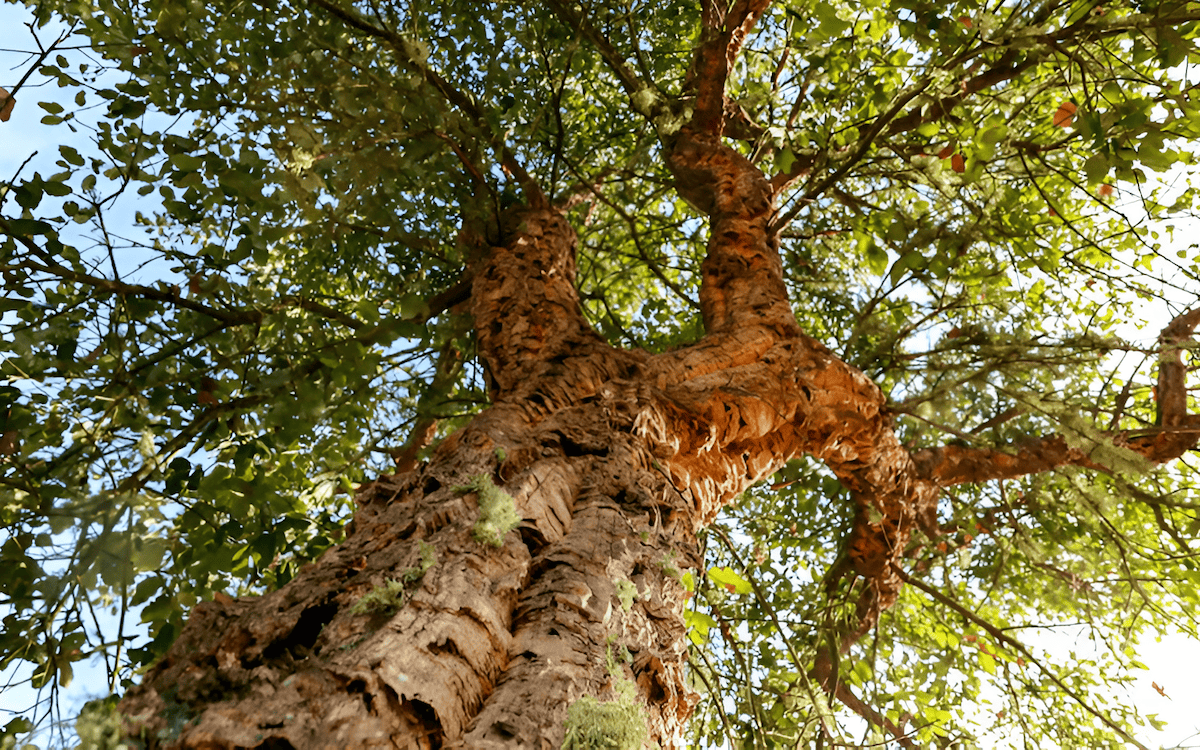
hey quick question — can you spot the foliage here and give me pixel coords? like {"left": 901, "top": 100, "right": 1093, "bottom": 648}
{"left": 1, "top": 0, "right": 1199, "bottom": 746}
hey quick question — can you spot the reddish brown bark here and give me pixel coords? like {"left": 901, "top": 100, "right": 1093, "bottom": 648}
{"left": 117, "top": 153, "right": 1200, "bottom": 750}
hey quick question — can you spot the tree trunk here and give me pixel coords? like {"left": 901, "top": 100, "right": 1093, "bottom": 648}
{"left": 116, "top": 54, "right": 1200, "bottom": 750}
{"left": 118, "top": 392, "right": 706, "bottom": 748}
{"left": 115, "top": 146, "right": 928, "bottom": 745}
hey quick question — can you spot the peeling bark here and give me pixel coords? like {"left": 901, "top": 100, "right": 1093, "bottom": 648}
{"left": 117, "top": 191, "right": 1200, "bottom": 749}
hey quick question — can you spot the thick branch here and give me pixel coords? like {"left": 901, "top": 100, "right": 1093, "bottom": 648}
{"left": 469, "top": 207, "right": 606, "bottom": 397}
{"left": 683, "top": 0, "right": 774, "bottom": 138}
{"left": 913, "top": 309, "right": 1200, "bottom": 485}
{"left": 664, "top": 133, "right": 796, "bottom": 336}
{"left": 724, "top": 0, "right": 774, "bottom": 68}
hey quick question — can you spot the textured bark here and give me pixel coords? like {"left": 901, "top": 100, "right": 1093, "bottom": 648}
{"left": 117, "top": 160, "right": 1200, "bottom": 750}
{"left": 116, "top": 145, "right": 938, "bottom": 747}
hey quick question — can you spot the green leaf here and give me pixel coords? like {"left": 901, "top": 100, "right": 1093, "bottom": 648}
{"left": 169, "top": 153, "right": 204, "bottom": 172}
{"left": 59, "top": 145, "right": 85, "bottom": 166}
{"left": 708, "top": 566, "right": 752, "bottom": 594}
{"left": 4, "top": 219, "right": 54, "bottom": 236}
{"left": 685, "top": 610, "right": 718, "bottom": 644}
{"left": 1083, "top": 154, "right": 1108, "bottom": 183}
{"left": 865, "top": 243, "right": 889, "bottom": 276}
{"left": 42, "top": 181, "right": 72, "bottom": 197}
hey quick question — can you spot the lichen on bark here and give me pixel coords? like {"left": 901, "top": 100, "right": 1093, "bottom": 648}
{"left": 455, "top": 474, "right": 522, "bottom": 547}
{"left": 561, "top": 677, "right": 649, "bottom": 750}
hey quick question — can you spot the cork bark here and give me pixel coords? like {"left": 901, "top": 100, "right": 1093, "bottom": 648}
{"left": 116, "top": 3, "right": 1200, "bottom": 747}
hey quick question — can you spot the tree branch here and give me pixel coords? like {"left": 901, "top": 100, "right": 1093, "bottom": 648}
{"left": 913, "top": 309, "right": 1200, "bottom": 485}
{"left": 811, "top": 648, "right": 921, "bottom": 749}
{"left": 389, "top": 342, "right": 463, "bottom": 473}
{"left": 770, "top": 74, "right": 932, "bottom": 228}
{"left": 768, "top": 7, "right": 1200, "bottom": 216}
{"left": 543, "top": 0, "right": 646, "bottom": 100}
{"left": 725, "top": 0, "right": 774, "bottom": 66}
{"left": 308, "top": 0, "right": 545, "bottom": 205}
{"left": 895, "top": 565, "right": 1153, "bottom": 750}
{"left": 683, "top": 0, "right": 775, "bottom": 138}
{"left": 4, "top": 222, "right": 370, "bottom": 331}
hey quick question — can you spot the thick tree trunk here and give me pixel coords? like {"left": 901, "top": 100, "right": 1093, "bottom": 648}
{"left": 118, "top": 393, "right": 705, "bottom": 748}
{"left": 115, "top": 202, "right": 779, "bottom": 748}
{"left": 115, "top": 188, "right": 921, "bottom": 747}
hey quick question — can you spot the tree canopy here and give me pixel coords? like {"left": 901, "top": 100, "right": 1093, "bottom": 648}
{"left": 3, "top": 0, "right": 1200, "bottom": 746}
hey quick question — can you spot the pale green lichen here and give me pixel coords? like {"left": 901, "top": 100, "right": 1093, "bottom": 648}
{"left": 351, "top": 541, "right": 438, "bottom": 616}
{"left": 606, "top": 641, "right": 632, "bottom": 671}
{"left": 653, "top": 104, "right": 691, "bottom": 138}
{"left": 614, "top": 579, "right": 638, "bottom": 612}
{"left": 403, "top": 540, "right": 438, "bottom": 584}
{"left": 456, "top": 474, "right": 521, "bottom": 547}
{"left": 1022, "top": 392, "right": 1154, "bottom": 475}
{"left": 561, "top": 677, "right": 648, "bottom": 750}
{"left": 631, "top": 86, "right": 659, "bottom": 117}
{"left": 350, "top": 578, "right": 407, "bottom": 616}
{"left": 398, "top": 34, "right": 429, "bottom": 65}
{"left": 337, "top": 635, "right": 367, "bottom": 652}
{"left": 561, "top": 643, "right": 646, "bottom": 749}
{"left": 75, "top": 698, "right": 133, "bottom": 750}
{"left": 658, "top": 550, "right": 680, "bottom": 580}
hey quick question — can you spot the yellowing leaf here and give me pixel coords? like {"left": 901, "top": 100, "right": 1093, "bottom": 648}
{"left": 708, "top": 566, "right": 753, "bottom": 595}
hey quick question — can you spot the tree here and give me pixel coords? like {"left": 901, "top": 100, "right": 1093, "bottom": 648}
{"left": 3, "top": 0, "right": 1200, "bottom": 746}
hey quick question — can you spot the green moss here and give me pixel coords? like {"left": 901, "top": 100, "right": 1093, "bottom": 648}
{"left": 562, "top": 677, "right": 648, "bottom": 750}
{"left": 352, "top": 541, "right": 438, "bottom": 616}
{"left": 455, "top": 474, "right": 521, "bottom": 547}
{"left": 350, "top": 578, "right": 407, "bottom": 616}
{"left": 614, "top": 579, "right": 638, "bottom": 612}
